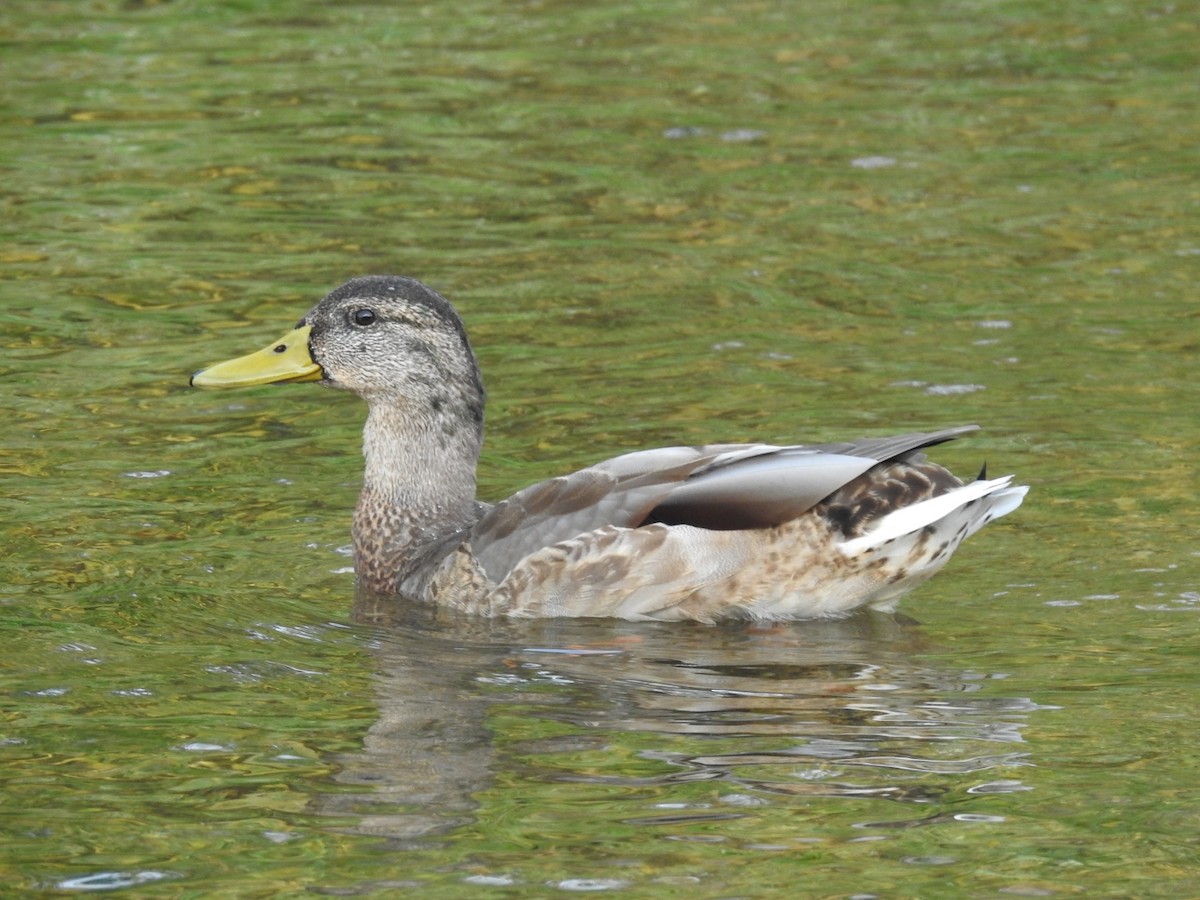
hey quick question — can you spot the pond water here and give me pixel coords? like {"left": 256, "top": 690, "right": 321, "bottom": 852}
{"left": 3, "top": 0, "right": 1198, "bottom": 895}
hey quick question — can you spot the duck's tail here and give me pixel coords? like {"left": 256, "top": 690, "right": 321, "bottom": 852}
{"left": 837, "top": 475, "right": 1028, "bottom": 611}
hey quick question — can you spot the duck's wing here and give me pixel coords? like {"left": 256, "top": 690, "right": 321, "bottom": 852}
{"left": 470, "top": 426, "right": 977, "bottom": 582}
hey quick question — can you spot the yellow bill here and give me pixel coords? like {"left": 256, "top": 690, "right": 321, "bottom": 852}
{"left": 191, "top": 324, "right": 323, "bottom": 388}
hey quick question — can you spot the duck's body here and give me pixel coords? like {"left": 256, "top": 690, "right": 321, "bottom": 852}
{"left": 192, "top": 276, "right": 1026, "bottom": 622}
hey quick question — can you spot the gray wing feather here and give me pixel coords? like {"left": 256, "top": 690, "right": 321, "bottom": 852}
{"left": 652, "top": 426, "right": 979, "bottom": 530}
{"left": 470, "top": 449, "right": 712, "bottom": 580}
{"left": 800, "top": 425, "right": 978, "bottom": 461}
{"left": 470, "top": 426, "right": 979, "bottom": 581}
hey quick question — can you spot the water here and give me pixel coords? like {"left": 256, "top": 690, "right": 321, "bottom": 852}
{"left": 3, "top": 0, "right": 1198, "bottom": 895}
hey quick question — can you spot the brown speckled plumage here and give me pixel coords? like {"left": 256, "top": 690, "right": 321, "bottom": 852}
{"left": 192, "top": 275, "right": 1027, "bottom": 621}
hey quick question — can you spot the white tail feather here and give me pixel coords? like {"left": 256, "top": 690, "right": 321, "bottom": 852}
{"left": 839, "top": 476, "right": 1026, "bottom": 555}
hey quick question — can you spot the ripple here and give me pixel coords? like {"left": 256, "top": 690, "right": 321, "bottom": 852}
{"left": 846, "top": 752, "right": 1030, "bottom": 774}
{"left": 552, "top": 878, "right": 631, "bottom": 892}
{"left": 850, "top": 155, "right": 896, "bottom": 169}
{"left": 55, "top": 870, "right": 174, "bottom": 891}
{"left": 465, "top": 874, "right": 517, "bottom": 886}
{"left": 924, "top": 383, "right": 986, "bottom": 396}
{"left": 175, "top": 741, "right": 233, "bottom": 752}
{"left": 903, "top": 855, "right": 957, "bottom": 866}
{"left": 722, "top": 128, "right": 767, "bottom": 142}
{"left": 968, "top": 780, "right": 1033, "bottom": 794}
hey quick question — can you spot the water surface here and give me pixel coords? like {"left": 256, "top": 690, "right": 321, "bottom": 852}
{"left": 2, "top": 0, "right": 1198, "bottom": 895}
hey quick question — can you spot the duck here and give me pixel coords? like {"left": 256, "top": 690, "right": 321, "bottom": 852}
{"left": 191, "top": 275, "right": 1026, "bottom": 622}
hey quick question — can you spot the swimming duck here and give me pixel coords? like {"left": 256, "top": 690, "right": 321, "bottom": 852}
{"left": 192, "top": 275, "right": 1026, "bottom": 622}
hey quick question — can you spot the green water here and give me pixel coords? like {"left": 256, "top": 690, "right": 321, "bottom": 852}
{"left": 3, "top": 0, "right": 1198, "bottom": 895}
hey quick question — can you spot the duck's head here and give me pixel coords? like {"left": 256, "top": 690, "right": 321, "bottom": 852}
{"left": 191, "top": 276, "right": 485, "bottom": 424}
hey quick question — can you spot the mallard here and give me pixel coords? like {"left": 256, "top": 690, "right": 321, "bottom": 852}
{"left": 191, "top": 275, "right": 1026, "bottom": 622}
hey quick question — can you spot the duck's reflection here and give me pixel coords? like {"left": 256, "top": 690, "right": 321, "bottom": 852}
{"left": 318, "top": 596, "right": 1039, "bottom": 843}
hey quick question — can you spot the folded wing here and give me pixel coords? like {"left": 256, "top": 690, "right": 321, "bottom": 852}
{"left": 469, "top": 426, "right": 979, "bottom": 582}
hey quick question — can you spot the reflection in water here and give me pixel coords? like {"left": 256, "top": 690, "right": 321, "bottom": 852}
{"left": 318, "top": 597, "right": 1042, "bottom": 844}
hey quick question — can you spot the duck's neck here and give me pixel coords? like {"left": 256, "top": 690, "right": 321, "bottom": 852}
{"left": 352, "top": 399, "right": 483, "bottom": 595}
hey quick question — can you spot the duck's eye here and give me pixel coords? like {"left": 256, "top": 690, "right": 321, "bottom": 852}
{"left": 350, "top": 308, "right": 377, "bottom": 327}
